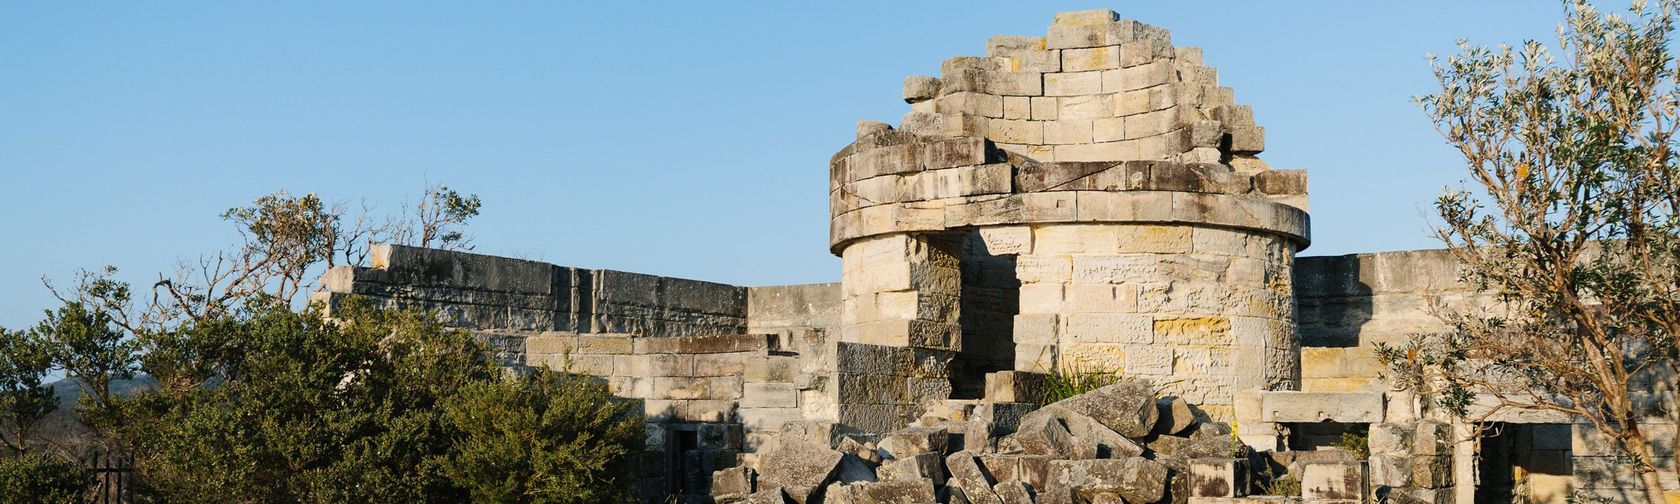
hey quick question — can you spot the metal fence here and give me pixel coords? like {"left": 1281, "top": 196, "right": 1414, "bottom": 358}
{"left": 84, "top": 451, "right": 133, "bottom": 504}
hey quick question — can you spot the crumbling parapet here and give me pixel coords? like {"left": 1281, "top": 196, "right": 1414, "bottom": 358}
{"left": 830, "top": 9, "right": 1311, "bottom": 422}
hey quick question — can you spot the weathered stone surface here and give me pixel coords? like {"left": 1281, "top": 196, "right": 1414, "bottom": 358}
{"left": 1001, "top": 413, "right": 1074, "bottom": 456}
{"left": 876, "top": 426, "right": 949, "bottom": 460}
{"left": 1019, "top": 404, "right": 1144, "bottom": 459}
{"left": 878, "top": 452, "right": 945, "bottom": 485}
{"left": 1051, "top": 378, "right": 1159, "bottom": 438}
{"left": 1051, "top": 457, "right": 1169, "bottom": 504}
{"left": 826, "top": 479, "right": 936, "bottom": 504}
{"left": 743, "top": 486, "right": 789, "bottom": 504}
{"left": 993, "top": 480, "right": 1035, "bottom": 504}
{"left": 1259, "top": 391, "right": 1383, "bottom": 423}
{"left": 946, "top": 451, "right": 1005, "bottom": 504}
{"left": 758, "top": 438, "right": 844, "bottom": 504}
{"left": 1301, "top": 461, "right": 1366, "bottom": 501}
{"left": 713, "top": 466, "right": 756, "bottom": 502}
{"left": 1187, "top": 458, "right": 1247, "bottom": 498}
{"left": 1154, "top": 396, "right": 1197, "bottom": 436}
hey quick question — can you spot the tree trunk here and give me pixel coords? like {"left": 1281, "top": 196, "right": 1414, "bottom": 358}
{"left": 1631, "top": 430, "right": 1670, "bottom": 504}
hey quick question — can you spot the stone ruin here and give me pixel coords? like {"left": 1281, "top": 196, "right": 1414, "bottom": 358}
{"left": 311, "top": 9, "right": 1675, "bottom": 504}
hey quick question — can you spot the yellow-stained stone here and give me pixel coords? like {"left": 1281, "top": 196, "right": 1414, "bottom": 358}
{"left": 1299, "top": 347, "right": 1345, "bottom": 379}
{"left": 1118, "top": 225, "right": 1192, "bottom": 254}
{"left": 1153, "top": 316, "right": 1231, "bottom": 344}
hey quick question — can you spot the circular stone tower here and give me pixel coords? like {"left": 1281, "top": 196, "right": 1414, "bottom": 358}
{"left": 828, "top": 9, "right": 1309, "bottom": 421}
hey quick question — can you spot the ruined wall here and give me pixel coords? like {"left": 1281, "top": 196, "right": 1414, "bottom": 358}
{"left": 829, "top": 9, "right": 1312, "bottom": 425}
{"left": 1292, "top": 250, "right": 1475, "bottom": 393}
{"left": 315, "top": 245, "right": 846, "bottom": 500}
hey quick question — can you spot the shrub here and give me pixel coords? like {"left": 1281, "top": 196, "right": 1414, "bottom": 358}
{"left": 0, "top": 453, "right": 89, "bottom": 504}
{"left": 441, "top": 369, "right": 643, "bottom": 503}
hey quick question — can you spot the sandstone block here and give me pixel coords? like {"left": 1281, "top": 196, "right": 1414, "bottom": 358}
{"left": 1030, "top": 96, "right": 1059, "bottom": 120}
{"left": 1002, "top": 413, "right": 1075, "bottom": 456}
{"left": 1301, "top": 461, "right": 1367, "bottom": 501}
{"left": 876, "top": 427, "right": 950, "bottom": 460}
{"left": 1369, "top": 423, "right": 1413, "bottom": 454}
{"left": 986, "top": 118, "right": 1042, "bottom": 144}
{"left": 1051, "top": 9, "right": 1118, "bottom": 26}
{"left": 743, "top": 383, "right": 800, "bottom": 409}
{"left": 1369, "top": 453, "right": 1411, "bottom": 488}
{"left": 1002, "top": 96, "right": 1030, "bottom": 119}
{"left": 1154, "top": 396, "right": 1197, "bottom": 436}
{"left": 714, "top": 466, "right": 757, "bottom": 502}
{"left": 1062, "top": 46, "right": 1120, "bottom": 72}
{"left": 993, "top": 481, "right": 1033, "bottom": 504}
{"left": 1055, "top": 141, "right": 1137, "bottom": 162}
{"left": 1053, "top": 378, "right": 1159, "bottom": 438}
{"left": 742, "top": 486, "right": 788, "bottom": 504}
{"left": 836, "top": 479, "right": 937, "bottom": 504}
{"left": 903, "top": 76, "right": 941, "bottom": 103}
{"left": 759, "top": 437, "right": 843, "bottom": 504}
{"left": 1260, "top": 391, "right": 1383, "bottom": 423}
{"left": 1052, "top": 457, "right": 1169, "bottom": 504}
{"left": 1188, "top": 458, "right": 1247, "bottom": 498}
{"left": 1042, "top": 119, "right": 1095, "bottom": 145}
{"left": 946, "top": 452, "right": 1005, "bottom": 504}
{"left": 985, "top": 371, "right": 1048, "bottom": 403}
{"left": 1020, "top": 404, "right": 1144, "bottom": 459}
{"left": 879, "top": 452, "right": 945, "bottom": 485}
{"left": 1045, "top": 71, "right": 1104, "bottom": 97}
{"left": 1254, "top": 169, "right": 1307, "bottom": 195}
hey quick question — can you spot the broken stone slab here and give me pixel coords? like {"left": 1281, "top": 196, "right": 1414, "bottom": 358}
{"left": 877, "top": 452, "right": 945, "bottom": 485}
{"left": 712, "top": 466, "right": 756, "bottom": 502}
{"left": 835, "top": 452, "right": 879, "bottom": 484}
{"left": 946, "top": 451, "right": 1005, "bottom": 504}
{"left": 876, "top": 426, "right": 949, "bottom": 460}
{"left": 836, "top": 435, "right": 883, "bottom": 464}
{"left": 992, "top": 480, "right": 1034, "bottom": 504}
{"left": 1050, "top": 378, "right": 1160, "bottom": 438}
{"left": 743, "top": 486, "right": 789, "bottom": 504}
{"left": 1050, "top": 457, "right": 1169, "bottom": 504}
{"left": 1301, "top": 461, "right": 1367, "bottom": 501}
{"left": 758, "top": 437, "right": 844, "bottom": 504}
{"left": 1154, "top": 396, "right": 1197, "bottom": 436}
{"left": 1368, "top": 422, "right": 1413, "bottom": 455}
{"left": 1018, "top": 404, "right": 1145, "bottom": 459}
{"left": 1001, "top": 412, "right": 1074, "bottom": 456}
{"left": 827, "top": 479, "right": 938, "bottom": 504}
{"left": 1187, "top": 458, "right": 1248, "bottom": 498}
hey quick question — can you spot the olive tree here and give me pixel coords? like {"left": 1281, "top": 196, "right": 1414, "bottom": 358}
{"left": 1396, "top": 1, "right": 1680, "bottom": 501}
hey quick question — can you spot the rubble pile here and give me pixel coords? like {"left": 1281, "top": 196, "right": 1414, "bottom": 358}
{"left": 713, "top": 378, "right": 1238, "bottom": 504}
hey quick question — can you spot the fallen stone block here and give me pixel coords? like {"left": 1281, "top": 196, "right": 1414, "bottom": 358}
{"left": 1051, "top": 457, "right": 1169, "bottom": 504}
{"left": 1154, "top": 396, "right": 1197, "bottom": 436}
{"left": 1187, "top": 458, "right": 1247, "bottom": 498}
{"left": 993, "top": 480, "right": 1035, "bottom": 504}
{"left": 712, "top": 466, "right": 756, "bottom": 503}
{"left": 1002, "top": 413, "right": 1075, "bottom": 456}
{"left": 1301, "top": 461, "right": 1367, "bottom": 501}
{"left": 1051, "top": 378, "right": 1160, "bottom": 438}
{"left": 1019, "top": 405, "right": 1145, "bottom": 459}
{"left": 878, "top": 452, "right": 945, "bottom": 485}
{"left": 758, "top": 437, "right": 844, "bottom": 504}
{"left": 743, "top": 486, "right": 789, "bottom": 504}
{"left": 836, "top": 452, "right": 879, "bottom": 484}
{"left": 946, "top": 451, "right": 1005, "bottom": 504}
{"left": 876, "top": 426, "right": 949, "bottom": 460}
{"left": 833, "top": 479, "right": 938, "bottom": 504}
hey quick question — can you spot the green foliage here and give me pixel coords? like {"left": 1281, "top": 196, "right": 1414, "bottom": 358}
{"left": 1412, "top": 2, "right": 1680, "bottom": 500}
{"left": 1038, "top": 362, "right": 1122, "bottom": 405}
{"left": 0, "top": 327, "right": 56, "bottom": 453}
{"left": 1256, "top": 475, "right": 1301, "bottom": 497}
{"left": 1334, "top": 430, "right": 1370, "bottom": 459}
{"left": 0, "top": 453, "right": 89, "bottom": 504}
{"left": 441, "top": 370, "right": 643, "bottom": 503}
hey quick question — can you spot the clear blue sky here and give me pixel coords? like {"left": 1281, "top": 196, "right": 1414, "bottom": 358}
{"left": 0, "top": 2, "right": 1607, "bottom": 328}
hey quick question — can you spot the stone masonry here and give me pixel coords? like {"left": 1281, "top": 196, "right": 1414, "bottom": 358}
{"left": 310, "top": 9, "right": 1674, "bottom": 504}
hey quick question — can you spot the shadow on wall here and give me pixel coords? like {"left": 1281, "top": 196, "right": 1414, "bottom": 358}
{"left": 953, "top": 230, "right": 1020, "bottom": 399}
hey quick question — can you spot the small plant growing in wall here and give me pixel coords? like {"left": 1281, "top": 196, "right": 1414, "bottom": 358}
{"left": 1333, "top": 430, "right": 1370, "bottom": 459}
{"left": 1036, "top": 360, "right": 1122, "bottom": 405}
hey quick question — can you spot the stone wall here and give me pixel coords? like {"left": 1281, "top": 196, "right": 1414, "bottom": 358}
{"left": 1292, "top": 249, "right": 1474, "bottom": 393}
{"left": 320, "top": 244, "right": 748, "bottom": 336}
